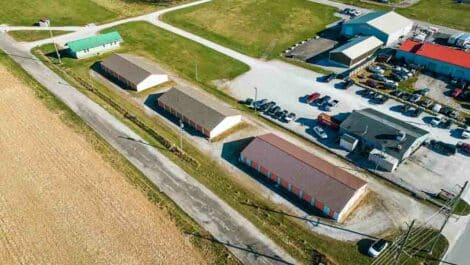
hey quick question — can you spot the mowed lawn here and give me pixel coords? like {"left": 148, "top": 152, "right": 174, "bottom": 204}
{"left": 162, "top": 0, "right": 338, "bottom": 59}
{"left": 40, "top": 22, "right": 249, "bottom": 88}
{"left": 0, "top": 0, "right": 116, "bottom": 26}
{"left": 336, "top": 0, "right": 470, "bottom": 32}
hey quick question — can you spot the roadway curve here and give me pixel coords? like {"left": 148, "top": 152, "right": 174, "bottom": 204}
{"left": 0, "top": 32, "right": 297, "bottom": 265}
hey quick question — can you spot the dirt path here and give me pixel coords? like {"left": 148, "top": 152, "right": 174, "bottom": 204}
{"left": 0, "top": 65, "right": 206, "bottom": 265}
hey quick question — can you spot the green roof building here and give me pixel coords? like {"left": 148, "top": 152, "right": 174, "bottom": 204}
{"left": 65, "top": 31, "right": 123, "bottom": 59}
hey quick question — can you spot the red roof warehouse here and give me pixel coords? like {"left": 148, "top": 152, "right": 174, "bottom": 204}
{"left": 396, "top": 40, "right": 470, "bottom": 81}
{"left": 240, "top": 133, "right": 367, "bottom": 222}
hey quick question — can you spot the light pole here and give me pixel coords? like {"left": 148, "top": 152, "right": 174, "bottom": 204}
{"left": 48, "top": 21, "right": 61, "bottom": 64}
{"left": 253, "top": 87, "right": 258, "bottom": 113}
{"left": 179, "top": 119, "right": 184, "bottom": 151}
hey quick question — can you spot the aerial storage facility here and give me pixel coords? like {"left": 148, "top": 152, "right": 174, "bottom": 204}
{"left": 100, "top": 54, "right": 169, "bottom": 91}
{"left": 341, "top": 11, "right": 413, "bottom": 46}
{"left": 329, "top": 36, "right": 383, "bottom": 67}
{"left": 157, "top": 87, "right": 242, "bottom": 139}
{"left": 396, "top": 40, "right": 470, "bottom": 81}
{"left": 240, "top": 133, "right": 367, "bottom": 223}
{"left": 66, "top": 31, "right": 123, "bottom": 59}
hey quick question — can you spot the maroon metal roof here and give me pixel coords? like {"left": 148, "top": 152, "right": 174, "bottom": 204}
{"left": 241, "top": 133, "right": 367, "bottom": 212}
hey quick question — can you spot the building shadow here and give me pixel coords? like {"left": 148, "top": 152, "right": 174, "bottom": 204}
{"left": 240, "top": 202, "right": 379, "bottom": 240}
{"left": 185, "top": 232, "right": 293, "bottom": 265}
{"left": 143, "top": 93, "right": 206, "bottom": 139}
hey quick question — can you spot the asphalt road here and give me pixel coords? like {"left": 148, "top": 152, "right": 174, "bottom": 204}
{"left": 0, "top": 33, "right": 297, "bottom": 265}
{"left": 444, "top": 219, "right": 470, "bottom": 265}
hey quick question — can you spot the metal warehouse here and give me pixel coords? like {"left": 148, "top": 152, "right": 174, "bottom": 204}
{"left": 329, "top": 36, "right": 383, "bottom": 67}
{"left": 340, "top": 108, "right": 429, "bottom": 171}
{"left": 240, "top": 133, "right": 367, "bottom": 223}
{"left": 157, "top": 87, "right": 242, "bottom": 139}
{"left": 396, "top": 40, "right": 470, "bottom": 81}
{"left": 100, "top": 53, "right": 169, "bottom": 92}
{"left": 66, "top": 31, "right": 123, "bottom": 59}
{"left": 341, "top": 11, "right": 413, "bottom": 46}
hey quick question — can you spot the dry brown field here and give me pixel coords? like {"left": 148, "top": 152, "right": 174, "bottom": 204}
{"left": 0, "top": 65, "right": 206, "bottom": 265}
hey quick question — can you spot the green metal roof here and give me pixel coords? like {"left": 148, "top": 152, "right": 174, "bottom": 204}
{"left": 66, "top": 31, "right": 123, "bottom": 52}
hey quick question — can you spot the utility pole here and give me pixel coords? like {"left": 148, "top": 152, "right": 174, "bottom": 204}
{"left": 195, "top": 63, "right": 199, "bottom": 82}
{"left": 179, "top": 119, "right": 184, "bottom": 151}
{"left": 394, "top": 219, "right": 415, "bottom": 265}
{"left": 427, "top": 181, "right": 468, "bottom": 256}
{"left": 48, "top": 21, "right": 61, "bottom": 64}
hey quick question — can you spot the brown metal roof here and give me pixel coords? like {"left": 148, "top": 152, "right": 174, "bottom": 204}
{"left": 241, "top": 133, "right": 367, "bottom": 212}
{"left": 158, "top": 87, "right": 239, "bottom": 131}
{"left": 101, "top": 53, "right": 165, "bottom": 86}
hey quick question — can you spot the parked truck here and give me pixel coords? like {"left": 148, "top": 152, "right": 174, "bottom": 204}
{"left": 317, "top": 113, "right": 341, "bottom": 130}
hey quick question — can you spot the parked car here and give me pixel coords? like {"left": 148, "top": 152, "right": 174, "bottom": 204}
{"left": 416, "top": 88, "right": 430, "bottom": 96}
{"left": 401, "top": 104, "right": 411, "bottom": 113}
{"left": 401, "top": 92, "right": 412, "bottom": 101}
{"left": 449, "top": 110, "right": 459, "bottom": 119}
{"left": 313, "top": 126, "right": 328, "bottom": 139}
{"left": 366, "top": 79, "right": 378, "bottom": 88}
{"left": 430, "top": 115, "right": 443, "bottom": 127}
{"left": 456, "top": 141, "right": 470, "bottom": 153}
{"left": 253, "top": 99, "right": 268, "bottom": 109}
{"left": 324, "top": 73, "right": 336, "bottom": 83}
{"left": 328, "top": 99, "right": 339, "bottom": 108}
{"left": 284, "top": 112, "right": 296, "bottom": 123}
{"left": 391, "top": 72, "right": 405, "bottom": 82}
{"left": 384, "top": 79, "right": 398, "bottom": 89}
{"left": 428, "top": 140, "right": 457, "bottom": 156}
{"left": 276, "top": 110, "right": 288, "bottom": 120}
{"left": 411, "top": 107, "right": 424, "bottom": 117}
{"left": 441, "top": 118, "right": 452, "bottom": 129}
{"left": 368, "top": 65, "right": 384, "bottom": 74}
{"left": 410, "top": 94, "right": 422, "bottom": 103}
{"left": 268, "top": 106, "right": 281, "bottom": 116}
{"left": 440, "top": 106, "right": 453, "bottom": 116}
{"left": 420, "top": 99, "right": 433, "bottom": 108}
{"left": 244, "top": 98, "right": 254, "bottom": 107}
{"left": 318, "top": 96, "right": 331, "bottom": 106}
{"left": 262, "top": 101, "right": 276, "bottom": 113}
{"left": 368, "top": 239, "right": 389, "bottom": 258}
{"left": 377, "top": 95, "right": 389, "bottom": 104}
{"left": 452, "top": 88, "right": 463, "bottom": 98}
{"left": 462, "top": 127, "right": 470, "bottom": 139}
{"left": 343, "top": 79, "right": 354, "bottom": 89}
{"left": 307, "top": 92, "right": 321, "bottom": 104}
{"left": 391, "top": 90, "right": 403, "bottom": 97}
{"left": 432, "top": 103, "right": 442, "bottom": 113}
{"left": 372, "top": 73, "right": 386, "bottom": 81}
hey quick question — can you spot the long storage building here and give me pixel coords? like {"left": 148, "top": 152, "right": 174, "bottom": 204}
{"left": 66, "top": 31, "right": 123, "bottom": 59}
{"left": 157, "top": 87, "right": 242, "bottom": 139}
{"left": 240, "top": 133, "right": 367, "bottom": 223}
{"left": 100, "top": 54, "right": 169, "bottom": 91}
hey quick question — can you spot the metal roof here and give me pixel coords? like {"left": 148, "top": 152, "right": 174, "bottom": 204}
{"left": 340, "top": 108, "right": 429, "bottom": 160}
{"left": 345, "top": 11, "right": 413, "bottom": 35}
{"left": 101, "top": 54, "right": 165, "bottom": 86}
{"left": 66, "top": 31, "right": 123, "bottom": 52}
{"left": 157, "top": 87, "right": 239, "bottom": 131}
{"left": 330, "top": 36, "right": 383, "bottom": 60}
{"left": 241, "top": 133, "right": 367, "bottom": 213}
{"left": 399, "top": 39, "right": 470, "bottom": 68}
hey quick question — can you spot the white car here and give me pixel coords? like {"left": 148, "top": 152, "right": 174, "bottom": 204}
{"left": 462, "top": 127, "right": 470, "bottom": 139}
{"left": 368, "top": 65, "right": 385, "bottom": 74}
{"left": 430, "top": 115, "right": 443, "bottom": 127}
{"left": 313, "top": 126, "right": 328, "bottom": 139}
{"left": 368, "top": 239, "right": 389, "bottom": 257}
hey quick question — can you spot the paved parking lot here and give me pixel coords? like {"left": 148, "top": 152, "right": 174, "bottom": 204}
{"left": 228, "top": 59, "right": 469, "bottom": 201}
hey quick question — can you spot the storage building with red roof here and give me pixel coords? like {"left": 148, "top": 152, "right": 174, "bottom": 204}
{"left": 240, "top": 133, "right": 368, "bottom": 223}
{"left": 396, "top": 40, "right": 470, "bottom": 81}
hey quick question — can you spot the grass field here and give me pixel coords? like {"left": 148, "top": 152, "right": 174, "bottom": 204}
{"left": 8, "top": 30, "right": 71, "bottom": 42}
{"left": 336, "top": 0, "right": 470, "bottom": 32}
{"left": 0, "top": 56, "right": 213, "bottom": 265}
{"left": 0, "top": 0, "right": 191, "bottom": 26}
{"left": 162, "top": 0, "right": 338, "bottom": 59}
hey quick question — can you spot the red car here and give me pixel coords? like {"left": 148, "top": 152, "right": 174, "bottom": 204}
{"left": 307, "top": 92, "right": 321, "bottom": 104}
{"left": 451, "top": 88, "right": 462, "bottom": 98}
{"left": 457, "top": 142, "right": 470, "bottom": 153}
{"left": 366, "top": 79, "right": 377, "bottom": 88}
